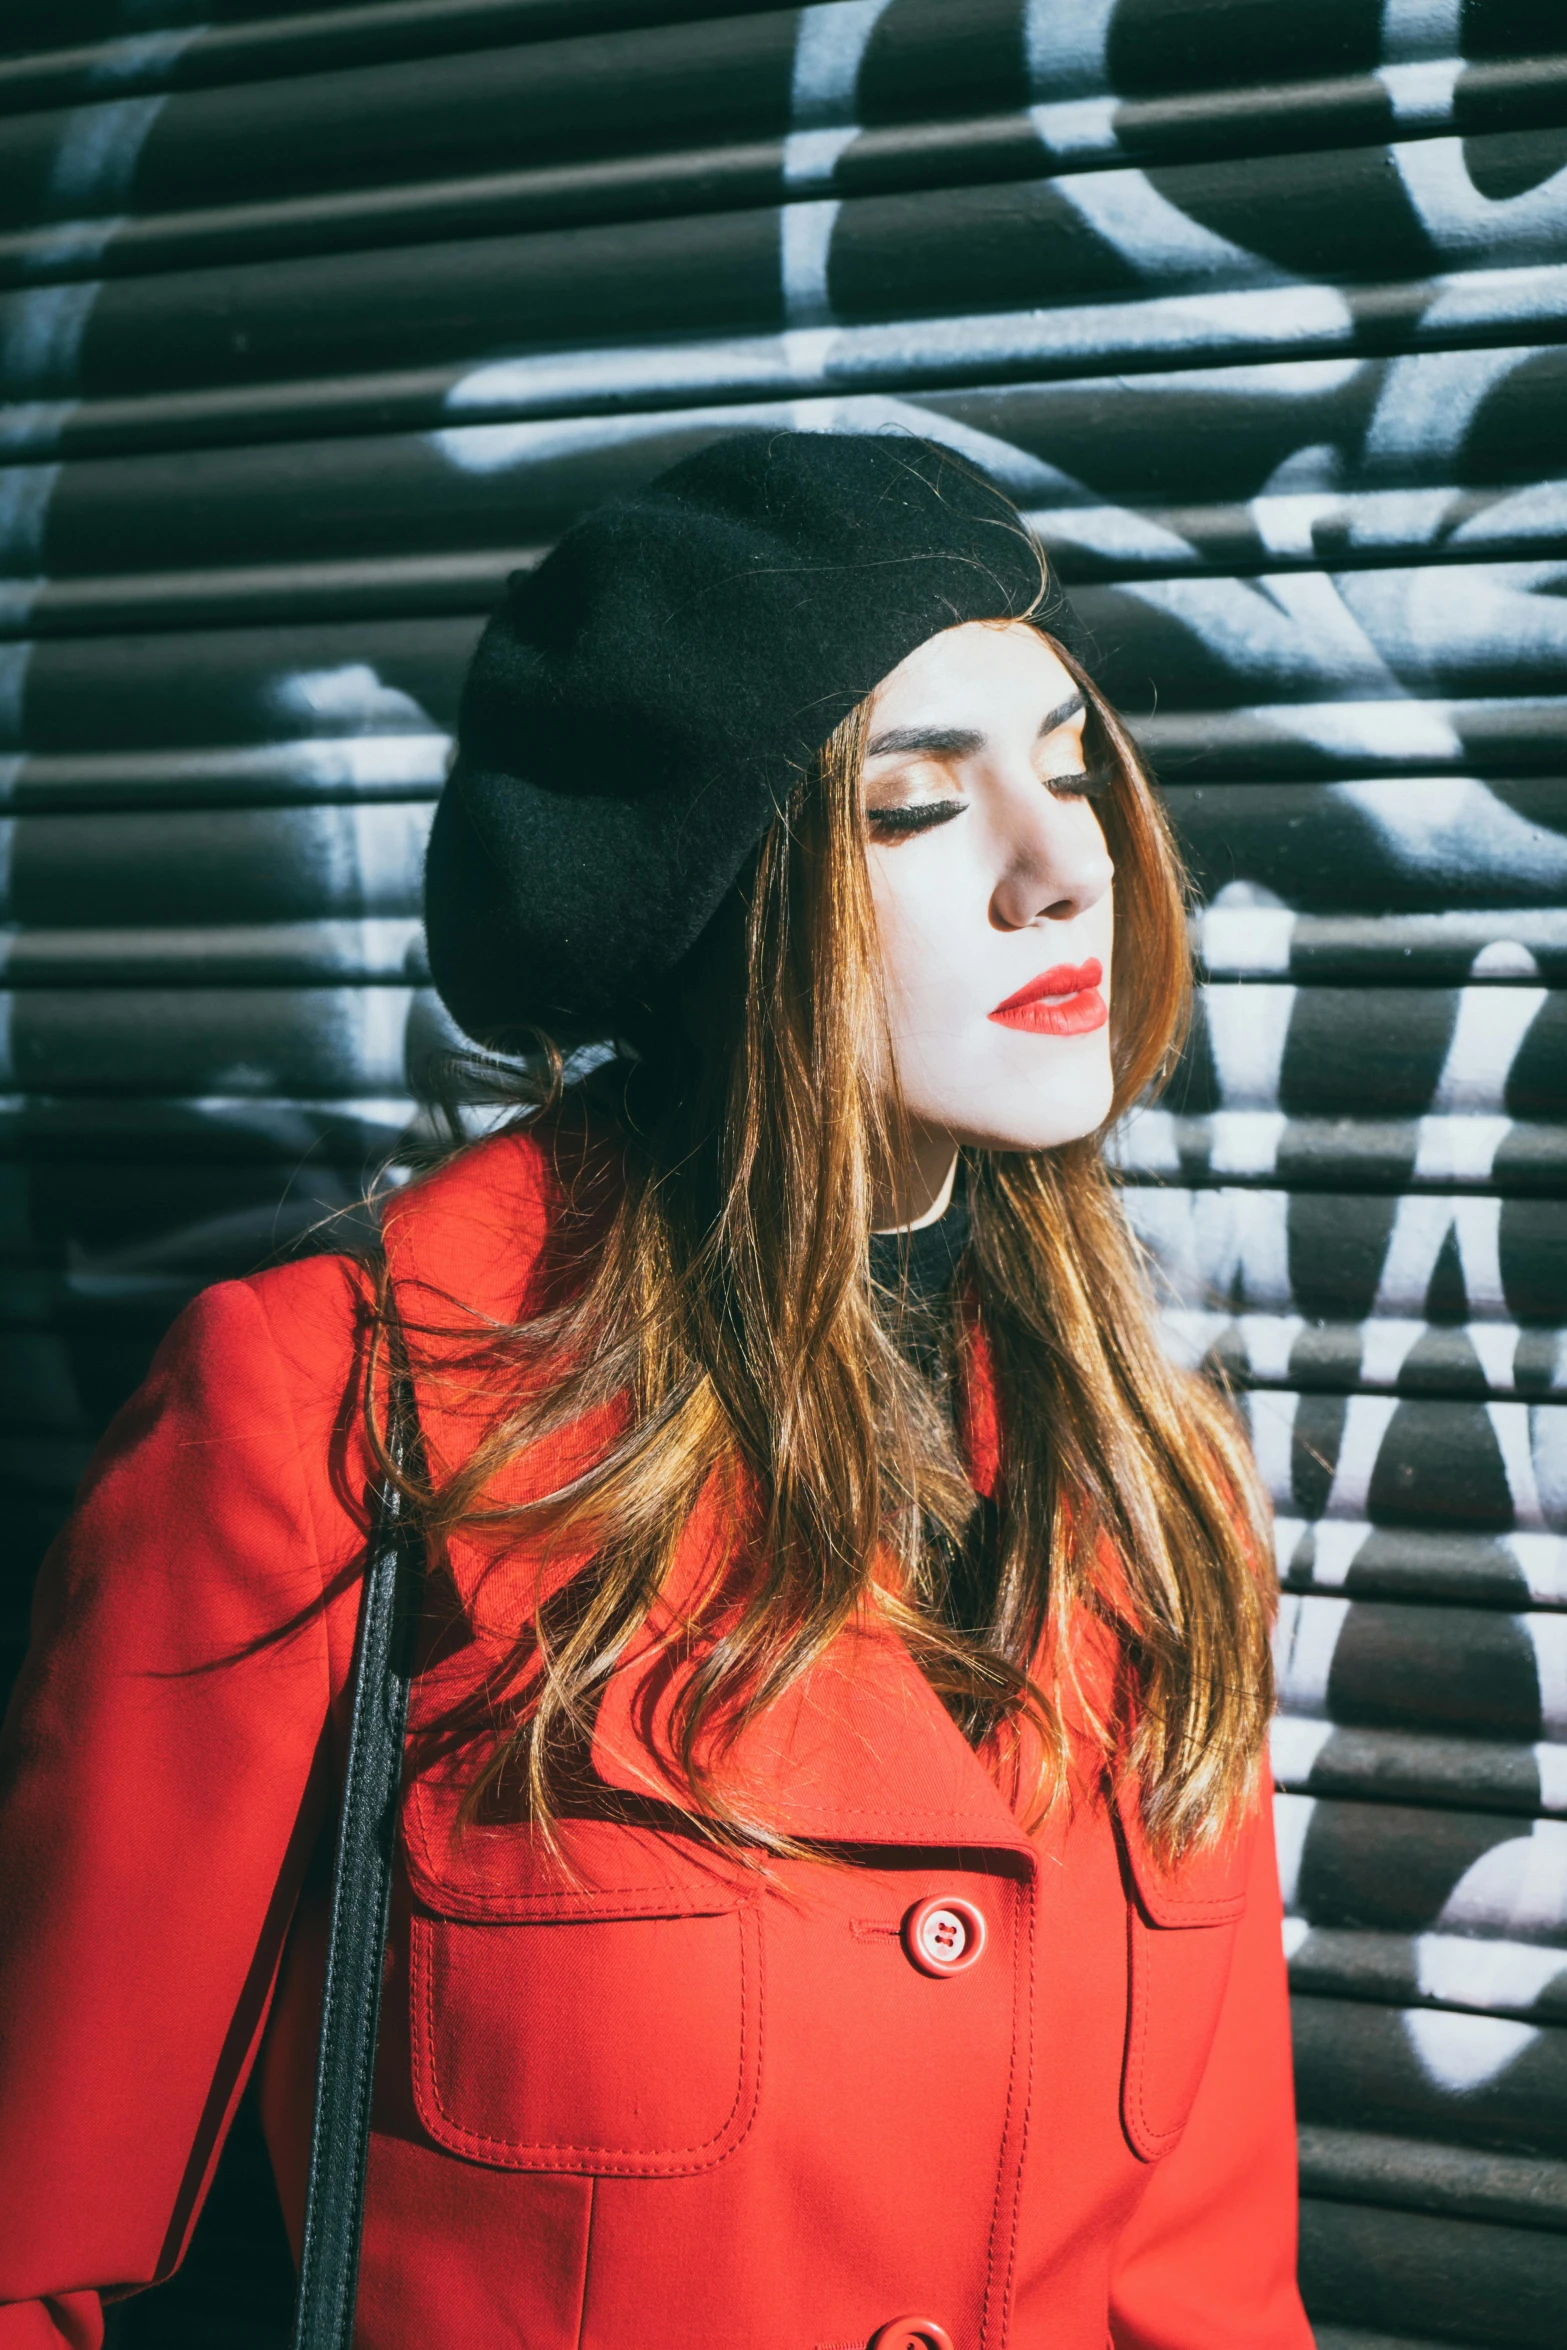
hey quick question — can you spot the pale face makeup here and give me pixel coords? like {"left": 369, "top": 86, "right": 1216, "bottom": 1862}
{"left": 861, "top": 621, "right": 1117, "bottom": 1225}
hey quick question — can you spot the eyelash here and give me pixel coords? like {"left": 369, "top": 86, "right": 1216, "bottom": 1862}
{"left": 866, "top": 764, "right": 1115, "bottom": 839}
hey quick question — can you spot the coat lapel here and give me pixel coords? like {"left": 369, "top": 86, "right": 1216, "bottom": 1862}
{"left": 589, "top": 1595, "right": 1034, "bottom": 1857}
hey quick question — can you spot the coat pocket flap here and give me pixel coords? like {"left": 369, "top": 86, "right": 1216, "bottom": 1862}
{"left": 1114, "top": 1785, "right": 1256, "bottom": 1928}
{"left": 403, "top": 1770, "right": 748, "bottom": 1923}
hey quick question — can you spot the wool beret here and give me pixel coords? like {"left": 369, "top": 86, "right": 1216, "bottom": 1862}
{"left": 425, "top": 429, "right": 1088, "bottom": 1045}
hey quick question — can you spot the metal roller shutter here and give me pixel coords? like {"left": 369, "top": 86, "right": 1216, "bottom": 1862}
{"left": 1, "top": 4, "right": 1563, "bottom": 2345}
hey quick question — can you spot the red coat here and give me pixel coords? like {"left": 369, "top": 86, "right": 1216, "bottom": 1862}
{"left": 0, "top": 1132, "right": 1309, "bottom": 2350}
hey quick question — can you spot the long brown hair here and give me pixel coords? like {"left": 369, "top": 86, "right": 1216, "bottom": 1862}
{"left": 376, "top": 634, "right": 1275, "bottom": 1863}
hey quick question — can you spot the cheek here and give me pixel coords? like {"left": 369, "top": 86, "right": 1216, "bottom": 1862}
{"left": 868, "top": 852, "right": 983, "bottom": 1027}
{"left": 868, "top": 857, "right": 1117, "bottom": 1148}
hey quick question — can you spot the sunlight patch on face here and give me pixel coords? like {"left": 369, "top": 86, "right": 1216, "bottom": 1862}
{"left": 861, "top": 623, "right": 1116, "bottom": 1161}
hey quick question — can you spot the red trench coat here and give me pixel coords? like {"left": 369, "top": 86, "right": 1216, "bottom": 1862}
{"left": 0, "top": 1132, "right": 1309, "bottom": 2350}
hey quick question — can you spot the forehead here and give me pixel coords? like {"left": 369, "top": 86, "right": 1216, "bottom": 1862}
{"left": 866, "top": 620, "right": 1079, "bottom": 735}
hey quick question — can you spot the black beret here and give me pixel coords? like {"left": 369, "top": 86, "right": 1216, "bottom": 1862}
{"left": 425, "top": 429, "right": 1088, "bottom": 1045}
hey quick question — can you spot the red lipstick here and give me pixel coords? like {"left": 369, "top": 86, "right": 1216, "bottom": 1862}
{"left": 988, "top": 957, "right": 1107, "bottom": 1036}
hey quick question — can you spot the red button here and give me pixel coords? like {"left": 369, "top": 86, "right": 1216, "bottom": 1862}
{"left": 901, "top": 1895, "right": 986, "bottom": 1977}
{"left": 869, "top": 2321, "right": 955, "bottom": 2350}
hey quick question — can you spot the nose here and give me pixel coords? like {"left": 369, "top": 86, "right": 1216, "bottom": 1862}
{"left": 987, "top": 788, "right": 1114, "bottom": 934}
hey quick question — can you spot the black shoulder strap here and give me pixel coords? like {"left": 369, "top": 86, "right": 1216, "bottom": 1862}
{"left": 291, "top": 1361, "right": 426, "bottom": 2350}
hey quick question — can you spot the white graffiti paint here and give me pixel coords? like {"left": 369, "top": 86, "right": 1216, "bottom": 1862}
{"left": 1437, "top": 1821, "right": 1567, "bottom": 1943}
{"left": 1378, "top": 58, "right": 1462, "bottom": 126}
{"left": 253, "top": 735, "right": 451, "bottom": 797}
{"left": 1411, "top": 1112, "right": 1513, "bottom": 1184}
{"left": 1431, "top": 986, "right": 1547, "bottom": 1116}
{"left": 1470, "top": 1324, "right": 1527, "bottom": 1392}
{"left": 1273, "top": 1789, "right": 1317, "bottom": 1908}
{"left": 1239, "top": 1312, "right": 1304, "bottom": 1380}
{"left": 431, "top": 279, "right": 1386, "bottom": 444}
{"left": 1381, "top": 0, "right": 1462, "bottom": 57}
{"left": 1246, "top": 442, "right": 1343, "bottom": 560}
{"left": 302, "top": 802, "right": 432, "bottom": 915}
{"left": 1029, "top": 95, "right": 1118, "bottom": 162}
{"left": 1537, "top": 1742, "right": 1567, "bottom": 1814}
{"left": 781, "top": 3, "right": 894, "bottom": 273}
{"left": 1452, "top": 478, "right": 1567, "bottom": 552}
{"left": 1195, "top": 1315, "right": 1529, "bottom": 1396}
{"left": 1374, "top": 1193, "right": 1506, "bottom": 1318}
{"left": 1024, "top": 498, "right": 1199, "bottom": 568}
{"left": 1485, "top": 1403, "right": 1547, "bottom": 1530}
{"left": 0, "top": 462, "right": 58, "bottom": 576}
{"left": 1203, "top": 981, "right": 1296, "bottom": 1111}
{"left": 1309, "top": 1521, "right": 1376, "bottom": 1590}
{"left": 1333, "top": 777, "right": 1567, "bottom": 895}
{"left": 1415, "top": 1934, "right": 1567, "bottom": 2016}
{"left": 1396, "top": 137, "right": 1567, "bottom": 261}
{"left": 1159, "top": 1307, "right": 1304, "bottom": 1380}
{"left": 789, "top": 0, "right": 893, "bottom": 125}
{"left": 781, "top": 128, "right": 858, "bottom": 189}
{"left": 1270, "top": 1713, "right": 1335, "bottom": 1786}
{"left": 1323, "top": 1397, "right": 1400, "bottom": 1519}
{"left": 1208, "top": 1111, "right": 1288, "bottom": 1178}
{"left": 1274, "top": 1593, "right": 1351, "bottom": 1716}
{"left": 1054, "top": 167, "right": 1284, "bottom": 287}
{"left": 1530, "top": 1612, "right": 1567, "bottom": 1741}
{"left": 0, "top": 282, "right": 98, "bottom": 397}
{"left": 1123, "top": 1183, "right": 1294, "bottom": 1312}
{"left": 84, "top": 27, "right": 204, "bottom": 92}
{"left": 1197, "top": 894, "right": 1296, "bottom": 979}
{"left": 1473, "top": 936, "right": 1552, "bottom": 978}
{"left": 1362, "top": 348, "right": 1534, "bottom": 473}
{"left": 1401, "top": 2005, "right": 1539, "bottom": 2094}
{"left": 1213, "top": 696, "right": 1462, "bottom": 765}
{"left": 1023, "top": 0, "right": 1119, "bottom": 96}
{"left": 270, "top": 666, "right": 436, "bottom": 735}
{"left": 1275, "top": 1522, "right": 1567, "bottom": 1607}
{"left": 819, "top": 400, "right": 1087, "bottom": 499}
{"left": 1122, "top": 573, "right": 1404, "bottom": 698}
{"left": 47, "top": 94, "right": 168, "bottom": 216}
{"left": 1356, "top": 1318, "right": 1430, "bottom": 1386}
{"left": 1420, "top": 258, "right": 1567, "bottom": 334}
{"left": 1341, "top": 560, "right": 1567, "bottom": 688}
{"left": 1511, "top": 1536, "right": 1567, "bottom": 1606}
{"left": 431, "top": 390, "right": 1094, "bottom": 506}
{"left": 0, "top": 644, "right": 32, "bottom": 746}
{"left": 781, "top": 200, "right": 839, "bottom": 329}
{"left": 1281, "top": 1914, "right": 1312, "bottom": 1961}
{"left": 1246, "top": 1387, "right": 1302, "bottom": 1510}
{"left": 1379, "top": 0, "right": 1464, "bottom": 124}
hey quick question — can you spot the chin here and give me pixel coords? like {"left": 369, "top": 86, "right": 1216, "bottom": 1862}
{"left": 907, "top": 1042, "right": 1116, "bottom": 1156}
{"left": 967, "top": 1110, "right": 1113, "bottom": 1153}
{"left": 922, "top": 1084, "right": 1118, "bottom": 1156}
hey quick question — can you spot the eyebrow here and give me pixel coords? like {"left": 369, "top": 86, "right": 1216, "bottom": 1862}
{"left": 1037, "top": 691, "right": 1086, "bottom": 740}
{"left": 865, "top": 723, "right": 983, "bottom": 759}
{"left": 864, "top": 692, "right": 1085, "bottom": 763}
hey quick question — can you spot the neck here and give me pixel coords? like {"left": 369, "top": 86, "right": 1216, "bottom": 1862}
{"left": 871, "top": 1135, "right": 959, "bottom": 1234}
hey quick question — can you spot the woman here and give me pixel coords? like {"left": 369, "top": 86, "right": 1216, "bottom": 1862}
{"left": 0, "top": 435, "right": 1310, "bottom": 2349}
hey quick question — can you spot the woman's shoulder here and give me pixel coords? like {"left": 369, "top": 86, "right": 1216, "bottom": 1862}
{"left": 379, "top": 1114, "right": 618, "bottom": 1325}
{"left": 220, "top": 1121, "right": 570, "bottom": 1365}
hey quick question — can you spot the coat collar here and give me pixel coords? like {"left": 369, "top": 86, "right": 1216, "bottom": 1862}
{"left": 383, "top": 1128, "right": 1035, "bottom": 1860}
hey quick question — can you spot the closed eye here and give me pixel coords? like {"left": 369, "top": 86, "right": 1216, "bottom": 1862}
{"left": 1043, "top": 763, "right": 1114, "bottom": 801}
{"left": 866, "top": 798, "right": 967, "bottom": 840}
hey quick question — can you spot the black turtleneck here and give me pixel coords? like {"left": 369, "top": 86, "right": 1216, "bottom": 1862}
{"left": 868, "top": 1173, "right": 970, "bottom": 1392}
{"left": 868, "top": 1172, "right": 997, "bottom": 1638}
